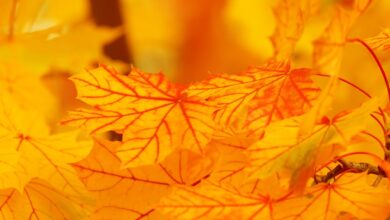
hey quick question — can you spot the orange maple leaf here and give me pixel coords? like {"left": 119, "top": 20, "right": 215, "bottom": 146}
{"left": 74, "top": 138, "right": 213, "bottom": 220}
{"left": 63, "top": 65, "right": 216, "bottom": 167}
{"left": 188, "top": 61, "right": 320, "bottom": 134}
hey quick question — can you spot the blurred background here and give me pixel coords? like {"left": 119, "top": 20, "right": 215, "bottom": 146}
{"left": 91, "top": 0, "right": 277, "bottom": 83}
{"left": 1, "top": 0, "right": 390, "bottom": 125}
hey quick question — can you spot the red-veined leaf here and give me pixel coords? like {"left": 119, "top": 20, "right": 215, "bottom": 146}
{"left": 0, "top": 96, "right": 92, "bottom": 198}
{"left": 74, "top": 139, "right": 212, "bottom": 220}
{"left": 63, "top": 66, "right": 216, "bottom": 167}
{"left": 188, "top": 61, "right": 320, "bottom": 134}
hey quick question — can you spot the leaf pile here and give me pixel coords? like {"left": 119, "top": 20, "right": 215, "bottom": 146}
{"left": 2, "top": 0, "right": 390, "bottom": 219}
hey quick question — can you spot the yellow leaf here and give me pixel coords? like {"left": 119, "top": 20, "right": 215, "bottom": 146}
{"left": 0, "top": 96, "right": 92, "bottom": 193}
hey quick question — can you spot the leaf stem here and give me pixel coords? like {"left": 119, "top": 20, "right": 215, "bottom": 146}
{"left": 347, "top": 38, "right": 390, "bottom": 102}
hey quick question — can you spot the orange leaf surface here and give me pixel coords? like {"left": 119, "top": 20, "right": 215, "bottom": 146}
{"left": 188, "top": 61, "right": 320, "bottom": 134}
{"left": 2, "top": 1, "right": 390, "bottom": 219}
{"left": 74, "top": 139, "right": 213, "bottom": 220}
{"left": 63, "top": 66, "right": 216, "bottom": 167}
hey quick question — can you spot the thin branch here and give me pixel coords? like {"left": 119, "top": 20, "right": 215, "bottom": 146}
{"left": 315, "top": 159, "right": 386, "bottom": 184}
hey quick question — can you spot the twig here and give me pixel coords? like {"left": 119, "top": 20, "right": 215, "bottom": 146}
{"left": 315, "top": 159, "right": 386, "bottom": 184}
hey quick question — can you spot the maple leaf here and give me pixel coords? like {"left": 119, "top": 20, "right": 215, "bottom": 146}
{"left": 74, "top": 138, "right": 212, "bottom": 220}
{"left": 247, "top": 98, "right": 379, "bottom": 190}
{"left": 277, "top": 173, "right": 390, "bottom": 220}
{"left": 364, "top": 28, "right": 390, "bottom": 51}
{"left": 188, "top": 61, "right": 320, "bottom": 134}
{"left": 63, "top": 66, "right": 216, "bottom": 167}
{"left": 0, "top": 96, "right": 92, "bottom": 197}
{"left": 1, "top": 1, "right": 390, "bottom": 219}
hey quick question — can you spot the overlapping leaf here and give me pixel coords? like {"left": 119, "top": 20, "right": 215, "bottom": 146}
{"left": 74, "top": 139, "right": 212, "bottom": 220}
{"left": 188, "top": 62, "right": 320, "bottom": 134}
{"left": 0, "top": 0, "right": 388, "bottom": 219}
{"left": 247, "top": 98, "right": 379, "bottom": 189}
{"left": 63, "top": 66, "right": 216, "bottom": 167}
